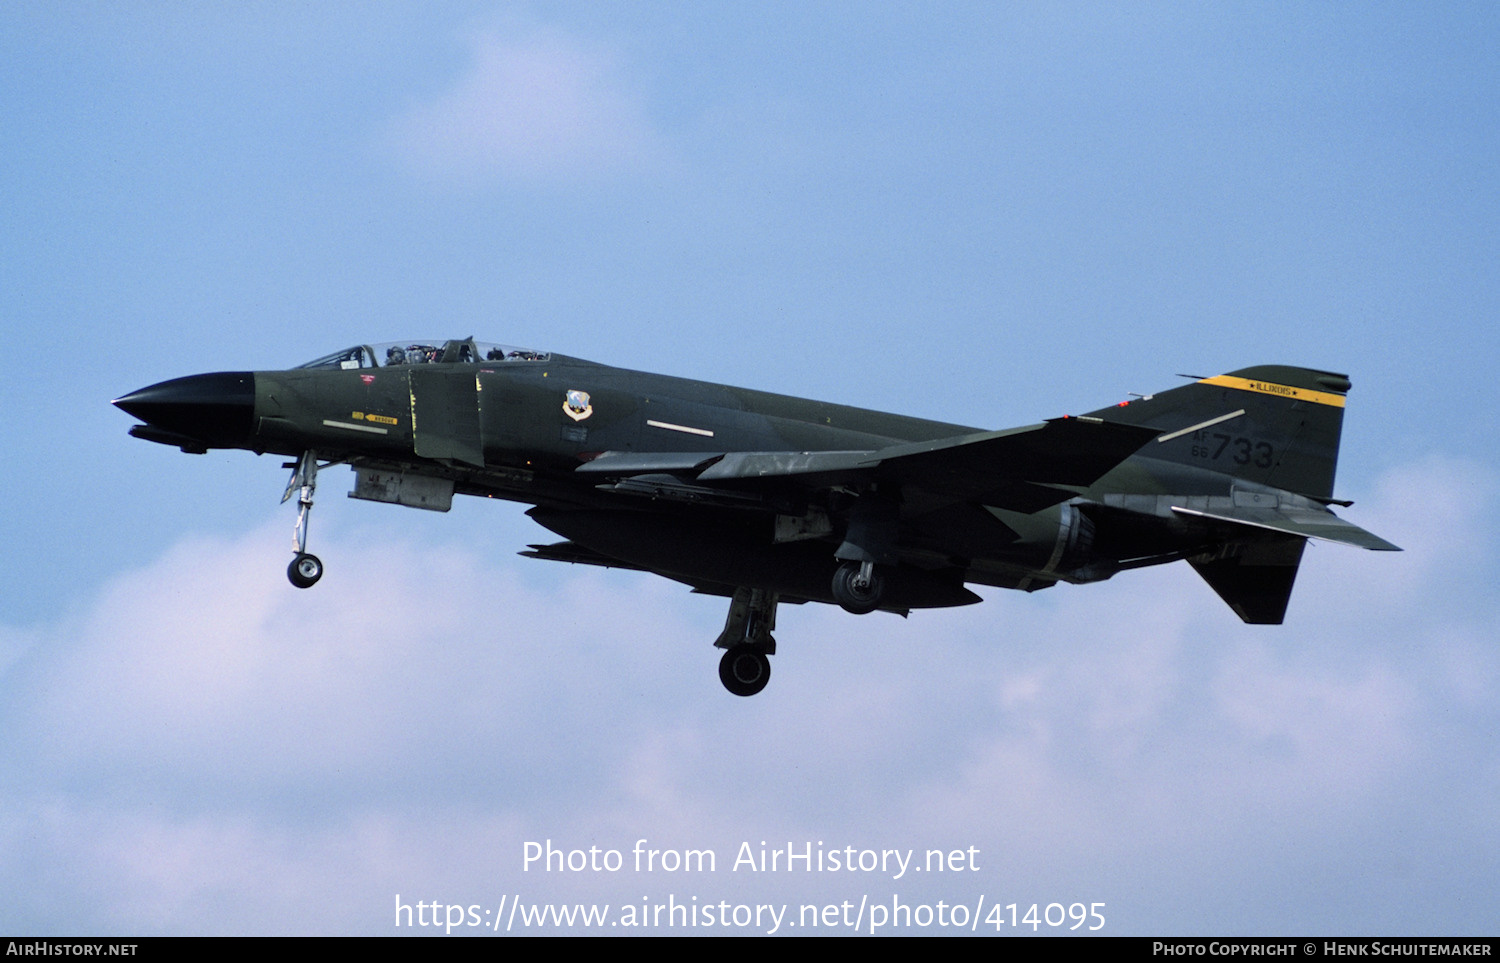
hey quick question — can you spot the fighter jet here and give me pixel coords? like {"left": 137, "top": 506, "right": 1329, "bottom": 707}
{"left": 114, "top": 339, "right": 1398, "bottom": 696}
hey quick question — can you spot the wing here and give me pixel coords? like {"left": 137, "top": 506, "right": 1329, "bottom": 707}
{"left": 577, "top": 417, "right": 1160, "bottom": 513}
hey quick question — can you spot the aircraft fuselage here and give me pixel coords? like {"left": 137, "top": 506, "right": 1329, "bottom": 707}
{"left": 115, "top": 338, "right": 1397, "bottom": 695}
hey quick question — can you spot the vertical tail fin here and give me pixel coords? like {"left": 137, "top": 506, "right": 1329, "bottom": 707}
{"left": 1089, "top": 364, "right": 1351, "bottom": 499}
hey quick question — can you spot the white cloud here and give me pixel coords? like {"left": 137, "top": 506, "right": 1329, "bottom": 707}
{"left": 0, "top": 455, "right": 1495, "bottom": 933}
{"left": 390, "top": 27, "right": 667, "bottom": 184}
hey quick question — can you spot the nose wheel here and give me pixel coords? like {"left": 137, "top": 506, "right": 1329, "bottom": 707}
{"left": 282, "top": 450, "right": 326, "bottom": 588}
{"left": 288, "top": 552, "right": 323, "bottom": 588}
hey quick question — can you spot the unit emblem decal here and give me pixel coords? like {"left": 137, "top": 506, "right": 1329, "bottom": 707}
{"left": 563, "top": 389, "right": 593, "bottom": 421}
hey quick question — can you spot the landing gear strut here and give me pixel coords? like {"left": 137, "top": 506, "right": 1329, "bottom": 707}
{"left": 714, "top": 587, "right": 778, "bottom": 697}
{"left": 283, "top": 450, "right": 323, "bottom": 588}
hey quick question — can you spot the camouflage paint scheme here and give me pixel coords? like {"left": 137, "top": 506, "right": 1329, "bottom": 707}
{"left": 115, "top": 339, "right": 1398, "bottom": 696}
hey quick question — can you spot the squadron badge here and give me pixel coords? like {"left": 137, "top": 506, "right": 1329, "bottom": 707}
{"left": 563, "top": 389, "right": 593, "bottom": 421}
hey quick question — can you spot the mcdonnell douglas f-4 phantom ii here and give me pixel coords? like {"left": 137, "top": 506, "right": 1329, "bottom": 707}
{"left": 114, "top": 339, "right": 1399, "bottom": 696}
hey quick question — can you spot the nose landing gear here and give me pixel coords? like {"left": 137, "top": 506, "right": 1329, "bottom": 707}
{"left": 283, "top": 450, "right": 324, "bottom": 588}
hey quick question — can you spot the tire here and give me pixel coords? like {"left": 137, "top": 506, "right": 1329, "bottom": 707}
{"left": 718, "top": 645, "right": 771, "bottom": 697}
{"left": 288, "top": 553, "right": 323, "bottom": 589}
{"left": 831, "top": 561, "right": 883, "bottom": 614}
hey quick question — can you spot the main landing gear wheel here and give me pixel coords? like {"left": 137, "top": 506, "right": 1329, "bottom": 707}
{"left": 714, "top": 587, "right": 778, "bottom": 696}
{"left": 831, "top": 560, "right": 885, "bottom": 614}
{"left": 719, "top": 645, "right": 771, "bottom": 697}
{"left": 288, "top": 552, "right": 323, "bottom": 588}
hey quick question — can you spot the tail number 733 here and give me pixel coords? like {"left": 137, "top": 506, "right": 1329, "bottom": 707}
{"left": 1191, "top": 433, "right": 1274, "bottom": 469}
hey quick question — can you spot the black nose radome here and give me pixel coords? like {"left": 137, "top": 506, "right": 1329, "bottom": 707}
{"left": 114, "top": 372, "right": 256, "bottom": 449}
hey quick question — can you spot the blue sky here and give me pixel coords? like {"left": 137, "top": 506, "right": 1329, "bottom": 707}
{"left": 2, "top": 2, "right": 1496, "bottom": 935}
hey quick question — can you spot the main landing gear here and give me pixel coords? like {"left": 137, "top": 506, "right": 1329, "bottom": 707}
{"left": 715, "top": 587, "right": 778, "bottom": 697}
{"left": 283, "top": 449, "right": 324, "bottom": 588}
{"left": 831, "top": 559, "right": 885, "bottom": 614}
{"left": 830, "top": 488, "right": 894, "bottom": 615}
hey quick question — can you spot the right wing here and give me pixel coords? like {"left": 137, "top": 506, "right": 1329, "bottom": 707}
{"left": 577, "top": 417, "right": 1160, "bottom": 513}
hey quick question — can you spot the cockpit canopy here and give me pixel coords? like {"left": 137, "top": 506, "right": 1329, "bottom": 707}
{"left": 298, "top": 339, "right": 550, "bottom": 370}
